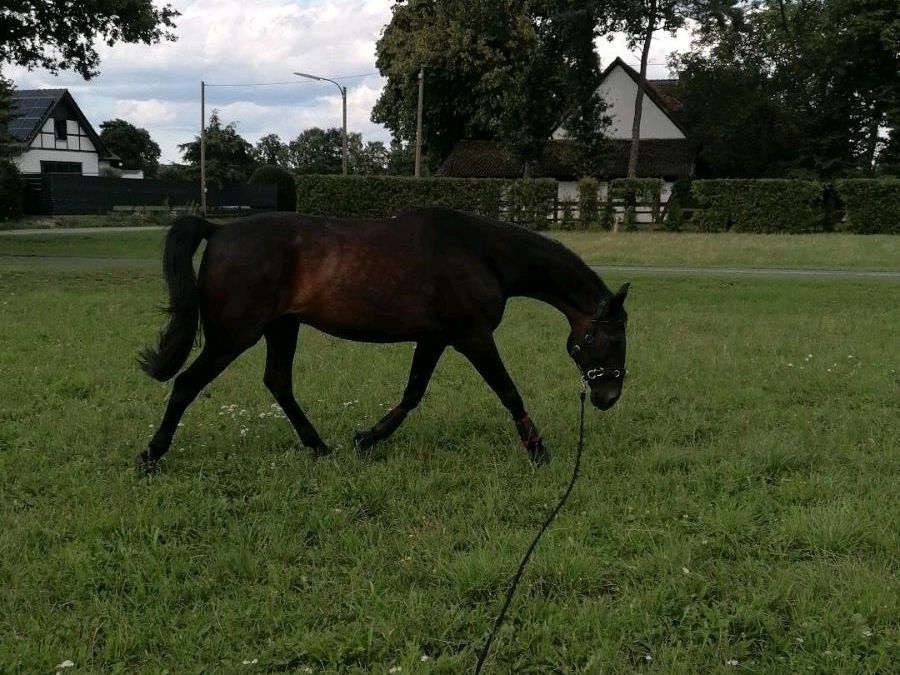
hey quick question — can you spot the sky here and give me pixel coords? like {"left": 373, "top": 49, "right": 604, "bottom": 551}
{"left": 5, "top": 0, "right": 694, "bottom": 164}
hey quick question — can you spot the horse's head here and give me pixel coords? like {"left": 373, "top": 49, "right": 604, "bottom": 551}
{"left": 567, "top": 283, "right": 630, "bottom": 410}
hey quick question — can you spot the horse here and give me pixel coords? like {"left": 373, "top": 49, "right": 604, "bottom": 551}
{"left": 136, "top": 207, "right": 629, "bottom": 471}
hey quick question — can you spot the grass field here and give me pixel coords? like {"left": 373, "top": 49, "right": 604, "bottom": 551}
{"left": 2, "top": 227, "right": 899, "bottom": 272}
{"left": 0, "top": 242, "right": 898, "bottom": 673}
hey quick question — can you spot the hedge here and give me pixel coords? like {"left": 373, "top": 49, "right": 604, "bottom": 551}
{"left": 0, "top": 161, "right": 24, "bottom": 221}
{"left": 691, "top": 179, "right": 823, "bottom": 232}
{"left": 836, "top": 179, "right": 900, "bottom": 234}
{"left": 295, "top": 175, "right": 556, "bottom": 230}
{"left": 248, "top": 165, "right": 296, "bottom": 212}
{"left": 609, "top": 178, "right": 663, "bottom": 222}
{"left": 577, "top": 177, "right": 600, "bottom": 229}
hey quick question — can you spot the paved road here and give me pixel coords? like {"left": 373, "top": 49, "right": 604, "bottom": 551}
{"left": 0, "top": 226, "right": 166, "bottom": 236}
{"left": 1, "top": 254, "right": 897, "bottom": 281}
{"left": 590, "top": 264, "right": 900, "bottom": 281}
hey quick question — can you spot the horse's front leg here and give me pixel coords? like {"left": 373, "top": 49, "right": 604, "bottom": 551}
{"left": 355, "top": 340, "right": 445, "bottom": 454}
{"left": 455, "top": 334, "right": 550, "bottom": 464}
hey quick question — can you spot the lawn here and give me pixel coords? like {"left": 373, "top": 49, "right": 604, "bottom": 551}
{"left": 2, "top": 226, "right": 899, "bottom": 272}
{"left": 0, "top": 257, "right": 897, "bottom": 673}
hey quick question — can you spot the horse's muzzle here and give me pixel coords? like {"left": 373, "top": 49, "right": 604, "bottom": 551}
{"left": 590, "top": 388, "right": 620, "bottom": 411}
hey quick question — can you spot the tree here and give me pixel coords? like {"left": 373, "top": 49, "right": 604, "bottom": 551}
{"left": 0, "top": 1, "right": 179, "bottom": 79}
{"left": 0, "top": 73, "right": 15, "bottom": 162}
{"left": 288, "top": 127, "right": 348, "bottom": 174}
{"left": 673, "top": 0, "right": 900, "bottom": 178}
{"left": 178, "top": 111, "right": 257, "bottom": 185}
{"left": 372, "top": 0, "right": 605, "bottom": 170}
{"left": 600, "top": 0, "right": 693, "bottom": 177}
{"left": 99, "top": 119, "right": 161, "bottom": 177}
{"left": 254, "top": 133, "right": 289, "bottom": 166}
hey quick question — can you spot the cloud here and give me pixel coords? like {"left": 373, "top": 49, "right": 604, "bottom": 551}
{"left": 4, "top": 0, "right": 695, "bottom": 163}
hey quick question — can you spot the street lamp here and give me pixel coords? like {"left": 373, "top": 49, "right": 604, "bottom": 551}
{"left": 294, "top": 71, "right": 348, "bottom": 176}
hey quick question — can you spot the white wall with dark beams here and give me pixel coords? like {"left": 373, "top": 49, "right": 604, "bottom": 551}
{"left": 16, "top": 118, "right": 101, "bottom": 175}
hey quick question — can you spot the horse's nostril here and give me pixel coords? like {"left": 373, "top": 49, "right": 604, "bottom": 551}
{"left": 590, "top": 389, "right": 620, "bottom": 410}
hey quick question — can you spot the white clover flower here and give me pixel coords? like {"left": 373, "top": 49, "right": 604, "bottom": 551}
{"left": 681, "top": 567, "right": 690, "bottom": 575}
{"left": 56, "top": 661, "right": 75, "bottom": 670}
{"left": 725, "top": 659, "right": 739, "bottom": 666}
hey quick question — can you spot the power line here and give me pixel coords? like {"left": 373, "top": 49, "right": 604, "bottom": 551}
{"left": 204, "top": 72, "right": 381, "bottom": 88}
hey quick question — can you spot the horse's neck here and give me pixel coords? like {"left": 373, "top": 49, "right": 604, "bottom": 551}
{"left": 505, "top": 233, "right": 606, "bottom": 324}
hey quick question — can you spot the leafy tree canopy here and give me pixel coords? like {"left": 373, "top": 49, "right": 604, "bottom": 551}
{"left": 0, "top": 0, "right": 179, "bottom": 79}
{"left": 288, "top": 127, "right": 395, "bottom": 175}
{"left": 99, "top": 119, "right": 161, "bottom": 177}
{"left": 673, "top": 0, "right": 900, "bottom": 177}
{"left": 179, "top": 111, "right": 257, "bottom": 186}
{"left": 372, "top": 0, "right": 605, "bottom": 170}
{"left": 254, "top": 133, "right": 290, "bottom": 167}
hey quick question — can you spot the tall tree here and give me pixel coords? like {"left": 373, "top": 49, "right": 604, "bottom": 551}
{"left": 99, "top": 119, "right": 161, "bottom": 177}
{"left": 674, "top": 0, "right": 899, "bottom": 177}
{"left": 601, "top": 0, "right": 693, "bottom": 177}
{"left": 0, "top": 1, "right": 178, "bottom": 79}
{"left": 178, "top": 111, "right": 257, "bottom": 186}
{"left": 254, "top": 133, "right": 289, "bottom": 166}
{"left": 373, "top": 0, "right": 605, "bottom": 170}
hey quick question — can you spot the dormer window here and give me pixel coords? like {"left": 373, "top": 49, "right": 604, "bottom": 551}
{"left": 54, "top": 119, "right": 68, "bottom": 141}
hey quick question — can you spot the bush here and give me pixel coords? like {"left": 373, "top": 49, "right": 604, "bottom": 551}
{"left": 836, "top": 179, "right": 900, "bottom": 234}
{"left": 609, "top": 178, "right": 663, "bottom": 224}
{"left": 249, "top": 165, "right": 296, "bottom": 212}
{"left": 295, "top": 175, "right": 556, "bottom": 229}
{"left": 559, "top": 201, "right": 576, "bottom": 230}
{"left": 691, "top": 179, "right": 823, "bottom": 232}
{"left": 577, "top": 178, "right": 599, "bottom": 229}
{"left": 665, "top": 195, "right": 683, "bottom": 231}
{"left": 0, "top": 161, "right": 24, "bottom": 221}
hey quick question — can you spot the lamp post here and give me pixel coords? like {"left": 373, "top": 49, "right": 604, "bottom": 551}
{"left": 294, "top": 71, "right": 348, "bottom": 175}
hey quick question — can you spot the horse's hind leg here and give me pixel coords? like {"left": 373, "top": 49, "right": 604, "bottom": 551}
{"left": 263, "top": 316, "right": 330, "bottom": 457}
{"left": 137, "top": 344, "right": 239, "bottom": 471}
{"left": 355, "top": 339, "right": 446, "bottom": 454}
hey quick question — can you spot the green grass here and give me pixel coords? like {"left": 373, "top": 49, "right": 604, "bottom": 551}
{"left": 551, "top": 231, "right": 900, "bottom": 271}
{"left": 0, "top": 261, "right": 897, "bottom": 673}
{"left": 2, "top": 227, "right": 898, "bottom": 272}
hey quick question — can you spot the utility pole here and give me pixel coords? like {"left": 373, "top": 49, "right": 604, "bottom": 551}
{"left": 415, "top": 66, "right": 425, "bottom": 178}
{"left": 294, "top": 72, "right": 349, "bottom": 175}
{"left": 200, "top": 80, "right": 207, "bottom": 215}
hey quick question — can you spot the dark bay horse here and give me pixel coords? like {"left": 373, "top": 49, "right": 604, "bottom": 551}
{"left": 137, "top": 207, "right": 629, "bottom": 470}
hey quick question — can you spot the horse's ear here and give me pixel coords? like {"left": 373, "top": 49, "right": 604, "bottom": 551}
{"left": 608, "top": 282, "right": 630, "bottom": 314}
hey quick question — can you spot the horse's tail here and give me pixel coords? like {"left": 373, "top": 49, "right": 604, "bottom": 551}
{"left": 139, "top": 215, "right": 216, "bottom": 381}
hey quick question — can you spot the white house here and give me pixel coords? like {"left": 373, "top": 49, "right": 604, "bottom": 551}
{"left": 7, "top": 89, "right": 119, "bottom": 177}
{"left": 438, "top": 57, "right": 695, "bottom": 214}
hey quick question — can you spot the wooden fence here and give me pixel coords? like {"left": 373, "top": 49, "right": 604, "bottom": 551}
{"left": 24, "top": 174, "right": 277, "bottom": 216}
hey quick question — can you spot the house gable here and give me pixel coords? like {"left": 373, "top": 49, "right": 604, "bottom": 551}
{"left": 553, "top": 57, "right": 687, "bottom": 141}
{"left": 8, "top": 89, "right": 117, "bottom": 176}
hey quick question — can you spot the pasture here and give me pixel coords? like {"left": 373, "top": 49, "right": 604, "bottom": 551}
{"left": 0, "top": 232, "right": 898, "bottom": 673}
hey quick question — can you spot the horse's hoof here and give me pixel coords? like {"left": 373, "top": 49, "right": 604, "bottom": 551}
{"left": 311, "top": 442, "right": 332, "bottom": 458}
{"left": 354, "top": 430, "right": 377, "bottom": 455}
{"left": 134, "top": 450, "right": 160, "bottom": 476}
{"left": 528, "top": 442, "right": 551, "bottom": 465}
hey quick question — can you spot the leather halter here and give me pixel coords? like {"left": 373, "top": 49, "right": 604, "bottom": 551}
{"left": 569, "top": 297, "right": 627, "bottom": 381}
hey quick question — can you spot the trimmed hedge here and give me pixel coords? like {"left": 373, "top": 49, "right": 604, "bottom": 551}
{"left": 609, "top": 178, "right": 663, "bottom": 222}
{"left": 295, "top": 175, "right": 555, "bottom": 229}
{"left": 837, "top": 179, "right": 900, "bottom": 234}
{"left": 249, "top": 165, "right": 297, "bottom": 212}
{"left": 0, "top": 161, "right": 23, "bottom": 221}
{"left": 691, "top": 179, "right": 823, "bottom": 232}
{"left": 577, "top": 178, "right": 600, "bottom": 229}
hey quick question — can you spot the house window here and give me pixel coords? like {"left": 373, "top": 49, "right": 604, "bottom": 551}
{"left": 54, "top": 119, "right": 68, "bottom": 141}
{"left": 40, "top": 161, "right": 82, "bottom": 174}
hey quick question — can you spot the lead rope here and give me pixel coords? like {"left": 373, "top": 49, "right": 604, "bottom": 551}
{"left": 473, "top": 383, "right": 587, "bottom": 674}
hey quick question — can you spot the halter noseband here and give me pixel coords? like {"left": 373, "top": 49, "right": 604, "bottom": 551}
{"left": 569, "top": 298, "right": 626, "bottom": 381}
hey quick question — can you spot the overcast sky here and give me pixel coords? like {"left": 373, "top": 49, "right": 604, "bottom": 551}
{"left": 6, "top": 0, "right": 693, "bottom": 164}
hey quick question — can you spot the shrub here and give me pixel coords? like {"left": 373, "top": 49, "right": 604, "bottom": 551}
{"left": 609, "top": 178, "right": 663, "bottom": 224}
{"left": 836, "top": 179, "right": 900, "bottom": 234}
{"left": 691, "top": 179, "right": 823, "bottom": 232}
{"left": 599, "top": 199, "right": 614, "bottom": 231}
{"left": 295, "top": 175, "right": 555, "bottom": 229}
{"left": 623, "top": 204, "right": 638, "bottom": 231}
{"left": 577, "top": 178, "right": 599, "bottom": 229}
{"left": 559, "top": 201, "right": 576, "bottom": 230}
{"left": 0, "top": 161, "right": 24, "bottom": 221}
{"left": 665, "top": 195, "right": 683, "bottom": 231}
{"left": 249, "top": 165, "right": 296, "bottom": 212}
